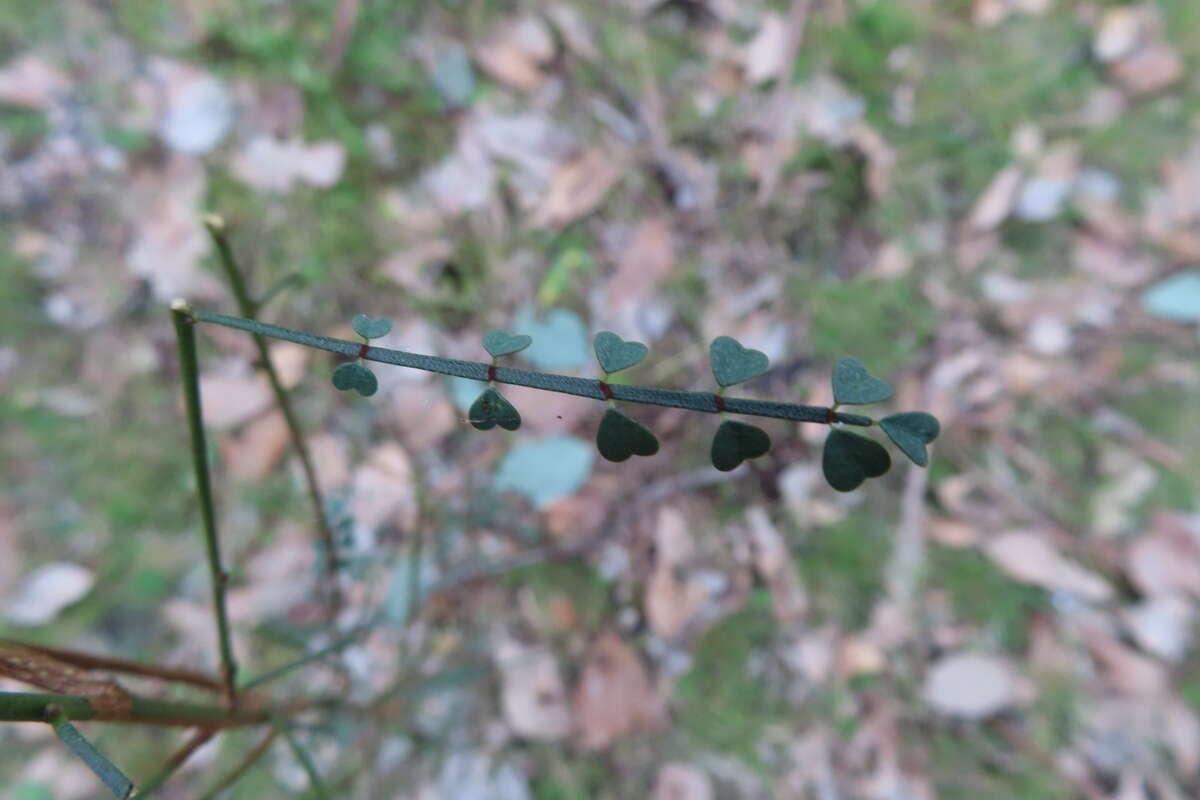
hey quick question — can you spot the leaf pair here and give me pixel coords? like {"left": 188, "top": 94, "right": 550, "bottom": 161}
{"left": 331, "top": 315, "right": 394, "bottom": 397}
{"left": 822, "top": 413, "right": 940, "bottom": 491}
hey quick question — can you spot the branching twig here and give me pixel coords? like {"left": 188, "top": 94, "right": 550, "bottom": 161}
{"left": 132, "top": 728, "right": 215, "bottom": 799}
{"left": 197, "top": 728, "right": 278, "bottom": 800}
{"left": 203, "top": 217, "right": 342, "bottom": 614}
{"left": 171, "top": 301, "right": 239, "bottom": 707}
{"left": 1, "top": 691, "right": 268, "bottom": 727}
{"left": 1, "top": 639, "right": 221, "bottom": 693}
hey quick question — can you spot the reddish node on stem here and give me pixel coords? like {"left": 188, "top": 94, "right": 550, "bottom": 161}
{"left": 826, "top": 407, "right": 838, "bottom": 424}
{"left": 487, "top": 364, "right": 497, "bottom": 382}
{"left": 357, "top": 343, "right": 369, "bottom": 359}
{"left": 597, "top": 380, "right": 614, "bottom": 400}
{"left": 713, "top": 394, "right": 726, "bottom": 413}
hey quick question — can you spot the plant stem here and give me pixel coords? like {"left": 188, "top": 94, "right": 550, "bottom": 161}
{"left": 132, "top": 728, "right": 214, "bottom": 798}
{"left": 45, "top": 704, "right": 135, "bottom": 798}
{"left": 0, "top": 692, "right": 268, "bottom": 727}
{"left": 197, "top": 728, "right": 278, "bottom": 800}
{"left": 278, "top": 718, "right": 333, "bottom": 799}
{"left": 193, "top": 311, "right": 874, "bottom": 427}
{"left": 1, "top": 639, "right": 222, "bottom": 693}
{"left": 203, "top": 217, "right": 341, "bottom": 609}
{"left": 171, "top": 301, "right": 239, "bottom": 707}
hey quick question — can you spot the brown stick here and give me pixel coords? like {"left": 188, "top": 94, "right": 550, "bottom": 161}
{"left": 2, "top": 640, "right": 222, "bottom": 692}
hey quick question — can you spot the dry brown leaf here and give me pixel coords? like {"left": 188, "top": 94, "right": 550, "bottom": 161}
{"left": 495, "top": 640, "right": 572, "bottom": 741}
{"left": 574, "top": 630, "right": 668, "bottom": 750}
{"left": 984, "top": 530, "right": 1113, "bottom": 602}
{"left": 742, "top": 13, "right": 788, "bottom": 84}
{"left": 227, "top": 522, "right": 316, "bottom": 623}
{"left": 199, "top": 371, "right": 274, "bottom": 430}
{"left": 1072, "top": 231, "right": 1155, "bottom": 287}
{"left": 645, "top": 507, "right": 711, "bottom": 639}
{"left": 222, "top": 409, "right": 290, "bottom": 481}
{"left": 1122, "top": 595, "right": 1193, "bottom": 663}
{"left": 966, "top": 165, "right": 1023, "bottom": 232}
{"left": 923, "top": 652, "right": 1021, "bottom": 719}
{"left": 350, "top": 442, "right": 418, "bottom": 537}
{"left": 532, "top": 148, "right": 624, "bottom": 229}
{"left": 1125, "top": 517, "right": 1200, "bottom": 598}
{"left": 605, "top": 216, "right": 676, "bottom": 315}
{"left": 1083, "top": 625, "right": 1170, "bottom": 696}
{"left": 304, "top": 433, "right": 351, "bottom": 492}
{"left": 0, "top": 53, "right": 70, "bottom": 109}
{"left": 230, "top": 136, "right": 346, "bottom": 192}
{"left": 1109, "top": 43, "right": 1183, "bottom": 94}
{"left": 379, "top": 239, "right": 454, "bottom": 294}
{"left": 745, "top": 507, "right": 807, "bottom": 624}
{"left": 5, "top": 563, "right": 96, "bottom": 626}
{"left": 651, "top": 763, "right": 713, "bottom": 800}
{"left": 473, "top": 17, "right": 553, "bottom": 92}
{"left": 849, "top": 121, "right": 895, "bottom": 200}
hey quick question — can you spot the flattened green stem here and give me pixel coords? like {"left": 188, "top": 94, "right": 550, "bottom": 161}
{"left": 45, "top": 704, "right": 135, "bottom": 798}
{"left": 0, "top": 692, "right": 268, "bottom": 726}
{"left": 203, "top": 218, "right": 341, "bottom": 607}
{"left": 171, "top": 302, "right": 238, "bottom": 707}
{"left": 194, "top": 311, "right": 873, "bottom": 427}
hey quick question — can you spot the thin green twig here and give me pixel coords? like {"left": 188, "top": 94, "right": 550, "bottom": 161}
{"left": 171, "top": 301, "right": 238, "bottom": 706}
{"left": 239, "top": 615, "right": 382, "bottom": 691}
{"left": 278, "top": 718, "right": 333, "bottom": 800}
{"left": 203, "top": 217, "right": 341, "bottom": 611}
{"left": 193, "top": 311, "right": 874, "bottom": 427}
{"left": 197, "top": 728, "right": 278, "bottom": 800}
{"left": 131, "top": 728, "right": 214, "bottom": 799}
{"left": 45, "top": 704, "right": 135, "bottom": 798}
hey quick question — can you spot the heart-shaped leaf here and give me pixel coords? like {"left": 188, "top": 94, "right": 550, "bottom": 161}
{"left": 832, "top": 357, "right": 893, "bottom": 405}
{"left": 710, "top": 420, "right": 771, "bottom": 471}
{"left": 822, "top": 429, "right": 891, "bottom": 492}
{"left": 709, "top": 336, "right": 770, "bottom": 387}
{"left": 331, "top": 361, "right": 379, "bottom": 397}
{"left": 593, "top": 331, "right": 648, "bottom": 374}
{"left": 483, "top": 329, "right": 532, "bottom": 358}
{"left": 352, "top": 314, "right": 393, "bottom": 339}
{"left": 880, "top": 412, "right": 940, "bottom": 467}
{"left": 468, "top": 387, "right": 521, "bottom": 431}
{"left": 596, "top": 409, "right": 659, "bottom": 462}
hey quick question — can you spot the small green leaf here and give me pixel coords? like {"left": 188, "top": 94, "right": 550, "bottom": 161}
{"left": 822, "top": 429, "right": 891, "bottom": 492}
{"left": 468, "top": 387, "right": 521, "bottom": 431}
{"left": 709, "top": 336, "right": 770, "bottom": 387}
{"left": 352, "top": 314, "right": 393, "bottom": 339}
{"left": 331, "top": 362, "right": 378, "bottom": 397}
{"left": 596, "top": 409, "right": 659, "bottom": 462}
{"left": 710, "top": 420, "right": 771, "bottom": 471}
{"left": 593, "top": 331, "right": 649, "bottom": 374}
{"left": 483, "top": 329, "right": 533, "bottom": 358}
{"left": 880, "top": 412, "right": 940, "bottom": 467}
{"left": 832, "top": 357, "right": 893, "bottom": 405}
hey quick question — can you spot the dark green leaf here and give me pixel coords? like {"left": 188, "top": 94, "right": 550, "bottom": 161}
{"left": 468, "top": 387, "right": 521, "bottom": 430}
{"left": 331, "top": 361, "right": 378, "bottom": 397}
{"left": 822, "top": 429, "right": 891, "bottom": 492}
{"left": 593, "top": 331, "right": 648, "bottom": 374}
{"left": 832, "top": 357, "right": 893, "bottom": 405}
{"left": 596, "top": 408, "right": 659, "bottom": 462}
{"left": 710, "top": 420, "right": 771, "bottom": 471}
{"left": 880, "top": 412, "right": 940, "bottom": 467}
{"left": 709, "top": 336, "right": 770, "bottom": 387}
{"left": 351, "top": 314, "right": 393, "bottom": 339}
{"left": 482, "top": 329, "right": 533, "bottom": 358}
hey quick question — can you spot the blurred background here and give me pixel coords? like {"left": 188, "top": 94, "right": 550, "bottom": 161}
{"left": 2, "top": 0, "right": 1199, "bottom": 797}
